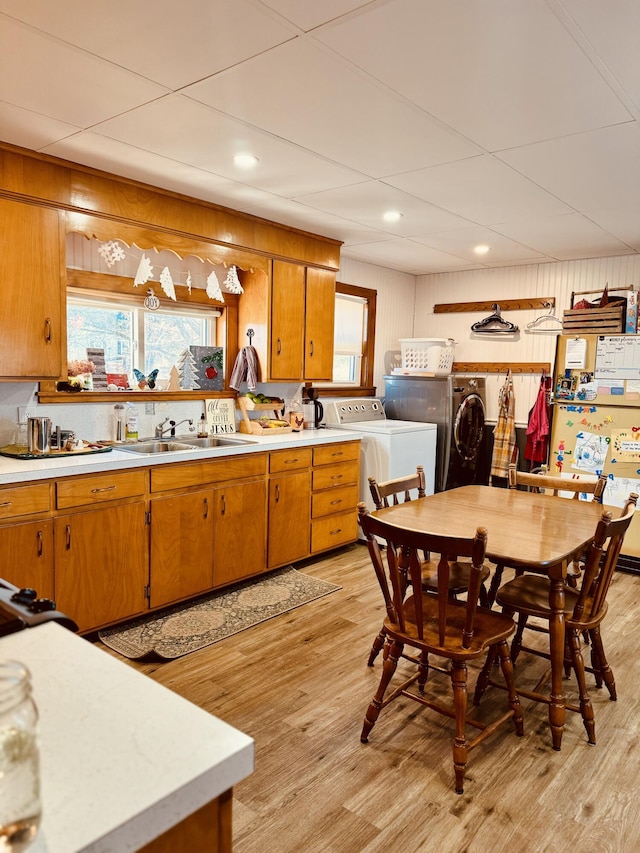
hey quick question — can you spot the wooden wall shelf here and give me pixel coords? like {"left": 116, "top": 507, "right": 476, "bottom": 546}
{"left": 434, "top": 298, "right": 555, "bottom": 314}
{"left": 452, "top": 362, "right": 551, "bottom": 374}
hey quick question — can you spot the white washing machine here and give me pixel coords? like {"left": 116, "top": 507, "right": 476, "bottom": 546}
{"left": 323, "top": 399, "right": 438, "bottom": 526}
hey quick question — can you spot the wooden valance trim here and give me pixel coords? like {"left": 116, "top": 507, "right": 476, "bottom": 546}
{"left": 452, "top": 362, "right": 551, "bottom": 374}
{"left": 434, "top": 298, "right": 555, "bottom": 314}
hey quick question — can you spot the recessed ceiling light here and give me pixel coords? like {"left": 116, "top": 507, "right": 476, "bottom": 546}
{"left": 383, "top": 210, "right": 403, "bottom": 223}
{"left": 474, "top": 244, "right": 490, "bottom": 255}
{"left": 233, "top": 154, "right": 259, "bottom": 169}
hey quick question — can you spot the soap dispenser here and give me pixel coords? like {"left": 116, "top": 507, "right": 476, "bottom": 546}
{"left": 125, "top": 403, "right": 139, "bottom": 441}
{"left": 197, "top": 413, "right": 208, "bottom": 437}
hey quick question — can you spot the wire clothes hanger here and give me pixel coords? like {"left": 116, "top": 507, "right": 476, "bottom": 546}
{"left": 471, "top": 303, "right": 519, "bottom": 334}
{"left": 525, "top": 302, "right": 562, "bottom": 333}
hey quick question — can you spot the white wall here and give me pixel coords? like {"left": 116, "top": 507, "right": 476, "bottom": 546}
{"left": 415, "top": 254, "right": 640, "bottom": 424}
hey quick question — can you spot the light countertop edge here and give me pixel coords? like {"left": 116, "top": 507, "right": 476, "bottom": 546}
{"left": 0, "top": 429, "right": 363, "bottom": 485}
{"left": 0, "top": 622, "right": 254, "bottom": 853}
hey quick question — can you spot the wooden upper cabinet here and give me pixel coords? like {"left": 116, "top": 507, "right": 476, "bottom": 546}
{"left": 304, "top": 267, "right": 335, "bottom": 381}
{"left": 270, "top": 260, "right": 306, "bottom": 380}
{"left": 0, "top": 198, "right": 64, "bottom": 380}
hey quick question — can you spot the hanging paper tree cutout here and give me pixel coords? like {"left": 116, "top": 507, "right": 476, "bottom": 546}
{"left": 224, "top": 265, "right": 243, "bottom": 294}
{"left": 98, "top": 240, "right": 126, "bottom": 268}
{"left": 185, "top": 271, "right": 192, "bottom": 293}
{"left": 134, "top": 254, "right": 154, "bottom": 286}
{"left": 206, "top": 269, "right": 224, "bottom": 302}
{"left": 159, "top": 266, "right": 177, "bottom": 301}
{"left": 177, "top": 348, "right": 200, "bottom": 390}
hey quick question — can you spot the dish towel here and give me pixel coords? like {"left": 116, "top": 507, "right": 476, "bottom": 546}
{"left": 230, "top": 346, "right": 260, "bottom": 391}
{"left": 491, "top": 369, "right": 517, "bottom": 482}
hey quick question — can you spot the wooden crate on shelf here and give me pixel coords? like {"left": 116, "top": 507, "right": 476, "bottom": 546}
{"left": 562, "top": 304, "right": 624, "bottom": 335}
{"left": 237, "top": 396, "right": 292, "bottom": 435}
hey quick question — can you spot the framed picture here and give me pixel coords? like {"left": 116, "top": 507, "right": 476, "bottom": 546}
{"left": 189, "top": 346, "right": 224, "bottom": 391}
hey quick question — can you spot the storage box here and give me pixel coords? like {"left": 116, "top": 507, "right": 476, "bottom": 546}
{"left": 562, "top": 304, "right": 624, "bottom": 335}
{"left": 399, "top": 338, "right": 455, "bottom": 375}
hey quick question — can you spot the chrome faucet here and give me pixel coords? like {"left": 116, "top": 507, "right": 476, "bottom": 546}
{"left": 155, "top": 418, "right": 194, "bottom": 438}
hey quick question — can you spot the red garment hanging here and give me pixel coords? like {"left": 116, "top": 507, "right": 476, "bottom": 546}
{"left": 525, "top": 374, "right": 551, "bottom": 465}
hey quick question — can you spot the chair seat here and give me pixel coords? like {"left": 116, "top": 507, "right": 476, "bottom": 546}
{"left": 421, "top": 560, "right": 491, "bottom": 595}
{"left": 386, "top": 593, "right": 516, "bottom": 660}
{"left": 496, "top": 575, "right": 608, "bottom": 629}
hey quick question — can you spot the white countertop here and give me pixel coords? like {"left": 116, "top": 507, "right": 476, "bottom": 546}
{"left": 0, "top": 428, "right": 362, "bottom": 485}
{"left": 0, "top": 623, "right": 254, "bottom": 852}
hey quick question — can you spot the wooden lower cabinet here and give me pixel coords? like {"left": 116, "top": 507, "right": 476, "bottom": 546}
{"left": 0, "top": 520, "right": 54, "bottom": 600}
{"left": 150, "top": 490, "right": 214, "bottom": 608}
{"left": 311, "top": 442, "right": 360, "bottom": 554}
{"left": 213, "top": 479, "right": 267, "bottom": 587}
{"left": 54, "top": 502, "right": 148, "bottom": 633}
{"left": 268, "top": 470, "right": 311, "bottom": 568}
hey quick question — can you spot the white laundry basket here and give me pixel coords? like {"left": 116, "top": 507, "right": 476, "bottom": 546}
{"left": 398, "top": 338, "right": 456, "bottom": 375}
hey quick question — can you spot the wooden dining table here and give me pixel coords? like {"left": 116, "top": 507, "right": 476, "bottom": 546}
{"left": 371, "top": 484, "right": 614, "bottom": 750}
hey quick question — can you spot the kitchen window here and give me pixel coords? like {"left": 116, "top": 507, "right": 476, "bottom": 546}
{"left": 320, "top": 282, "right": 376, "bottom": 395}
{"left": 67, "top": 294, "right": 217, "bottom": 389}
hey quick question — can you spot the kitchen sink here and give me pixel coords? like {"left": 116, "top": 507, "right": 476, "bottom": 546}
{"left": 179, "top": 436, "right": 258, "bottom": 448}
{"left": 118, "top": 441, "right": 196, "bottom": 454}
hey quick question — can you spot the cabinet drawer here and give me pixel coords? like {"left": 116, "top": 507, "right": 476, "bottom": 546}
{"left": 0, "top": 483, "right": 51, "bottom": 520}
{"left": 56, "top": 471, "right": 147, "bottom": 509}
{"left": 313, "top": 441, "right": 359, "bottom": 467}
{"left": 151, "top": 453, "right": 267, "bottom": 492}
{"left": 311, "top": 484, "right": 359, "bottom": 519}
{"left": 312, "top": 461, "right": 359, "bottom": 491}
{"left": 311, "top": 510, "right": 358, "bottom": 553}
{"left": 269, "top": 447, "right": 312, "bottom": 474}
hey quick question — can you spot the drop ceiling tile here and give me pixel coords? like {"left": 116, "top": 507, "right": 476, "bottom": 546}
{"left": 44, "top": 132, "right": 238, "bottom": 200}
{"left": 386, "top": 155, "right": 572, "bottom": 224}
{"left": 497, "top": 123, "right": 640, "bottom": 219}
{"left": 294, "top": 181, "right": 474, "bottom": 236}
{"left": 343, "top": 238, "right": 475, "bottom": 275}
{"left": 0, "top": 0, "right": 297, "bottom": 89}
{"left": 183, "top": 38, "right": 481, "bottom": 178}
{"left": 316, "top": 0, "right": 632, "bottom": 150}
{"left": 0, "top": 100, "right": 80, "bottom": 150}
{"left": 491, "top": 213, "right": 634, "bottom": 260}
{"left": 0, "top": 16, "right": 167, "bottom": 126}
{"left": 560, "top": 0, "right": 640, "bottom": 111}
{"left": 93, "top": 94, "right": 363, "bottom": 197}
{"left": 413, "top": 225, "right": 547, "bottom": 263}
{"left": 260, "top": 0, "right": 371, "bottom": 31}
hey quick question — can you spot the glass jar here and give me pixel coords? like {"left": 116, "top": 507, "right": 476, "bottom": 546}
{"left": 0, "top": 661, "right": 41, "bottom": 851}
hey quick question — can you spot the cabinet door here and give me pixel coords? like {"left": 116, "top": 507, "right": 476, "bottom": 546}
{"left": 0, "top": 198, "right": 63, "bottom": 379}
{"left": 268, "top": 471, "right": 311, "bottom": 568}
{"left": 0, "top": 520, "right": 54, "bottom": 600}
{"left": 304, "top": 267, "right": 336, "bottom": 381}
{"left": 213, "top": 479, "right": 267, "bottom": 587}
{"left": 270, "top": 260, "right": 305, "bottom": 380}
{"left": 54, "top": 502, "right": 148, "bottom": 632}
{"left": 150, "top": 490, "right": 214, "bottom": 608}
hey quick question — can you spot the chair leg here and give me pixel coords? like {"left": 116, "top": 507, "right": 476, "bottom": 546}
{"left": 479, "top": 582, "right": 489, "bottom": 609}
{"left": 361, "top": 640, "right": 402, "bottom": 743}
{"left": 473, "top": 644, "right": 498, "bottom": 705}
{"left": 487, "top": 564, "right": 504, "bottom": 608}
{"left": 511, "top": 613, "right": 528, "bottom": 664}
{"left": 450, "top": 660, "right": 469, "bottom": 795}
{"left": 496, "top": 640, "right": 524, "bottom": 737}
{"left": 589, "top": 627, "right": 616, "bottom": 701}
{"left": 367, "top": 624, "right": 387, "bottom": 667}
{"left": 418, "top": 650, "right": 429, "bottom": 694}
{"left": 567, "top": 628, "right": 595, "bottom": 745}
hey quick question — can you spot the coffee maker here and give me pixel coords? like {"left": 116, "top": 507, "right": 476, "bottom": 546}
{"left": 302, "top": 388, "right": 324, "bottom": 430}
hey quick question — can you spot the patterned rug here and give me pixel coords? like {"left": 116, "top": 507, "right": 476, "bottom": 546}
{"left": 98, "top": 567, "right": 341, "bottom": 660}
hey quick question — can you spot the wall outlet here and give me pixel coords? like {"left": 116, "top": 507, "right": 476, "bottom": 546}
{"left": 145, "top": 402, "right": 156, "bottom": 415}
{"left": 17, "top": 406, "right": 33, "bottom": 423}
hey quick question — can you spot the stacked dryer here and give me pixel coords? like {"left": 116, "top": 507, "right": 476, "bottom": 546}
{"left": 383, "top": 374, "right": 486, "bottom": 492}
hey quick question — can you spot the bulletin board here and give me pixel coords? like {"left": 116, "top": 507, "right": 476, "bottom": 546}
{"left": 553, "top": 334, "right": 640, "bottom": 408}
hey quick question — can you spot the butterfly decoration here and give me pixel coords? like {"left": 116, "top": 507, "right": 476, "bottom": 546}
{"left": 133, "top": 368, "right": 159, "bottom": 390}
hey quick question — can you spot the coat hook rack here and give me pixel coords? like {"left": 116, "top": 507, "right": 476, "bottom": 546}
{"left": 247, "top": 328, "right": 255, "bottom": 345}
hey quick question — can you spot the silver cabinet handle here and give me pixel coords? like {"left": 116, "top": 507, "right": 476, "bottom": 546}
{"left": 91, "top": 485, "right": 116, "bottom": 494}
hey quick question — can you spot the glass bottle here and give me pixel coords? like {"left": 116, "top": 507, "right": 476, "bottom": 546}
{"left": 0, "top": 661, "right": 41, "bottom": 851}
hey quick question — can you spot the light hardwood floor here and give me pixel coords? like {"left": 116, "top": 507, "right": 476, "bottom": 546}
{"left": 96, "top": 544, "right": 640, "bottom": 852}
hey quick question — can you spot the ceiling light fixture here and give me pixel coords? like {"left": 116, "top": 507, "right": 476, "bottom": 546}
{"left": 233, "top": 154, "right": 259, "bottom": 169}
{"left": 383, "top": 210, "right": 403, "bottom": 223}
{"left": 474, "top": 244, "right": 490, "bottom": 256}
